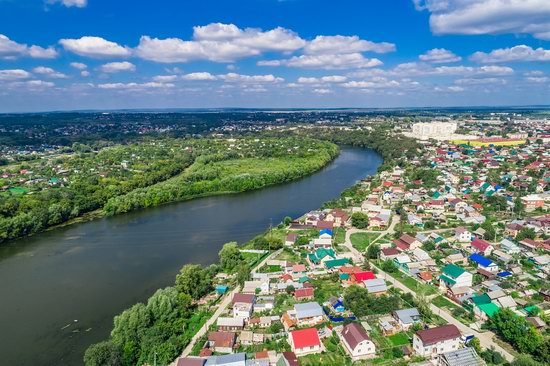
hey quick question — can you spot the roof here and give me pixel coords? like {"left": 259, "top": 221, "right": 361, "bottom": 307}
{"left": 415, "top": 324, "right": 461, "bottom": 346}
{"left": 442, "top": 264, "right": 466, "bottom": 278}
{"left": 208, "top": 331, "right": 236, "bottom": 348}
{"left": 469, "top": 253, "right": 495, "bottom": 268}
{"left": 232, "top": 293, "right": 255, "bottom": 304}
{"left": 294, "top": 302, "right": 323, "bottom": 319}
{"left": 470, "top": 294, "right": 491, "bottom": 305}
{"left": 440, "top": 347, "right": 483, "bottom": 366}
{"left": 353, "top": 271, "right": 375, "bottom": 281}
{"left": 471, "top": 238, "right": 491, "bottom": 252}
{"left": 281, "top": 352, "right": 299, "bottom": 366}
{"left": 477, "top": 302, "right": 500, "bottom": 318}
{"left": 290, "top": 328, "right": 320, "bottom": 349}
{"left": 294, "top": 288, "right": 314, "bottom": 298}
{"left": 324, "top": 258, "right": 349, "bottom": 269}
{"left": 341, "top": 323, "right": 370, "bottom": 350}
{"left": 177, "top": 358, "right": 206, "bottom": 366}
{"left": 204, "top": 353, "right": 246, "bottom": 366}
{"left": 394, "top": 308, "right": 420, "bottom": 324}
{"left": 439, "top": 274, "right": 456, "bottom": 285}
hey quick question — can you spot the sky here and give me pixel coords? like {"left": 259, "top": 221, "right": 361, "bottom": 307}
{"left": 0, "top": 0, "right": 549, "bottom": 112}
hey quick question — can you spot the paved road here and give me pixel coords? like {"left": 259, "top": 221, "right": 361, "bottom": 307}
{"left": 173, "top": 249, "right": 283, "bottom": 362}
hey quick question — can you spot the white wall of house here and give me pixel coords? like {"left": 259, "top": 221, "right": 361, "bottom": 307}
{"left": 412, "top": 335, "right": 461, "bottom": 358}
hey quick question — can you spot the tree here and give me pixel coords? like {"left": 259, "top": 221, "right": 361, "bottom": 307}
{"left": 285, "top": 285, "right": 295, "bottom": 295}
{"left": 175, "top": 264, "right": 213, "bottom": 300}
{"left": 468, "top": 337, "right": 482, "bottom": 355}
{"left": 83, "top": 341, "right": 123, "bottom": 366}
{"left": 236, "top": 264, "right": 249, "bottom": 287}
{"left": 366, "top": 243, "right": 380, "bottom": 260}
{"left": 516, "top": 227, "right": 536, "bottom": 241}
{"left": 295, "top": 236, "right": 310, "bottom": 246}
{"left": 219, "top": 242, "right": 242, "bottom": 271}
{"left": 488, "top": 308, "right": 544, "bottom": 355}
{"left": 283, "top": 216, "right": 292, "bottom": 225}
{"left": 351, "top": 212, "right": 369, "bottom": 229}
{"left": 381, "top": 259, "right": 397, "bottom": 273}
{"left": 512, "top": 355, "right": 545, "bottom": 366}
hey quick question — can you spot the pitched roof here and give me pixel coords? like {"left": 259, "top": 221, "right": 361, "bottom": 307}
{"left": 442, "top": 264, "right": 466, "bottom": 278}
{"left": 471, "top": 238, "right": 491, "bottom": 252}
{"left": 415, "top": 324, "right": 461, "bottom": 346}
{"left": 341, "top": 323, "right": 370, "bottom": 350}
{"left": 294, "top": 302, "right": 323, "bottom": 319}
{"left": 477, "top": 302, "right": 500, "bottom": 318}
{"left": 294, "top": 288, "right": 314, "bottom": 299}
{"left": 232, "top": 293, "right": 255, "bottom": 304}
{"left": 469, "top": 253, "right": 495, "bottom": 267}
{"left": 208, "top": 331, "right": 236, "bottom": 348}
{"left": 290, "top": 328, "right": 320, "bottom": 349}
{"left": 177, "top": 358, "right": 206, "bottom": 366}
{"left": 440, "top": 347, "right": 483, "bottom": 366}
{"left": 352, "top": 271, "right": 375, "bottom": 281}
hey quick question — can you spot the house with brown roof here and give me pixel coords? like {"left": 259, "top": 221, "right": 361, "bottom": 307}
{"left": 380, "top": 247, "right": 400, "bottom": 260}
{"left": 393, "top": 234, "right": 422, "bottom": 251}
{"left": 339, "top": 322, "right": 376, "bottom": 360}
{"left": 207, "top": 331, "right": 237, "bottom": 354}
{"left": 412, "top": 324, "right": 461, "bottom": 358}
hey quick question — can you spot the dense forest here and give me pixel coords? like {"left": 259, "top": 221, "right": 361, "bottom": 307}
{"left": 0, "top": 137, "right": 338, "bottom": 243}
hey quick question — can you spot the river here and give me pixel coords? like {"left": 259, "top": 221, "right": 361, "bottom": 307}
{"left": 0, "top": 147, "right": 382, "bottom": 366}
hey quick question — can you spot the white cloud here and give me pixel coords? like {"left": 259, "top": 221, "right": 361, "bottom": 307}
{"left": 0, "top": 69, "right": 32, "bottom": 81}
{"left": 97, "top": 82, "right": 174, "bottom": 90}
{"left": 153, "top": 75, "right": 179, "bottom": 82}
{"left": 454, "top": 77, "right": 506, "bottom": 85}
{"left": 304, "top": 35, "right": 395, "bottom": 54}
{"left": 297, "top": 75, "right": 347, "bottom": 84}
{"left": 81, "top": 70, "right": 90, "bottom": 77}
{"left": 60, "top": 36, "right": 131, "bottom": 58}
{"left": 526, "top": 76, "right": 549, "bottom": 83}
{"left": 217, "top": 73, "right": 284, "bottom": 83}
{"left": 419, "top": 48, "right": 461, "bottom": 63}
{"left": 313, "top": 88, "right": 333, "bottom": 94}
{"left": 470, "top": 45, "right": 550, "bottom": 63}
{"left": 136, "top": 23, "right": 305, "bottom": 63}
{"left": 70, "top": 62, "right": 87, "bottom": 70}
{"left": 100, "top": 61, "right": 136, "bottom": 73}
{"left": 359, "top": 62, "right": 514, "bottom": 77}
{"left": 342, "top": 78, "right": 401, "bottom": 89}
{"left": 0, "top": 34, "right": 58, "bottom": 59}
{"left": 181, "top": 72, "right": 217, "bottom": 81}
{"left": 49, "top": 0, "right": 88, "bottom": 7}
{"left": 32, "top": 66, "right": 67, "bottom": 78}
{"left": 260, "top": 53, "right": 382, "bottom": 70}
{"left": 413, "top": 0, "right": 550, "bottom": 40}
{"left": 447, "top": 86, "right": 464, "bottom": 92}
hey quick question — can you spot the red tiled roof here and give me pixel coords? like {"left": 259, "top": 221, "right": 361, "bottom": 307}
{"left": 291, "top": 328, "right": 320, "bottom": 349}
{"left": 471, "top": 238, "right": 491, "bottom": 252}
{"left": 294, "top": 287, "right": 314, "bottom": 299}
{"left": 353, "top": 271, "right": 376, "bottom": 282}
{"left": 232, "top": 293, "right": 255, "bottom": 304}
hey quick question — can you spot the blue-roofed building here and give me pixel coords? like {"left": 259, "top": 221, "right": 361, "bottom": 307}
{"left": 469, "top": 253, "right": 499, "bottom": 273}
{"left": 319, "top": 229, "right": 333, "bottom": 238}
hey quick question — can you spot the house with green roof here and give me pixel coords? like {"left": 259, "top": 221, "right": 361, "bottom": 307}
{"left": 324, "top": 258, "right": 350, "bottom": 270}
{"left": 439, "top": 264, "right": 473, "bottom": 289}
{"left": 474, "top": 302, "right": 500, "bottom": 321}
{"left": 307, "top": 248, "right": 336, "bottom": 266}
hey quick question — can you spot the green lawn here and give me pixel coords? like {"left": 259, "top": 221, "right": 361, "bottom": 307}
{"left": 388, "top": 332, "right": 410, "bottom": 346}
{"left": 388, "top": 270, "right": 437, "bottom": 296}
{"left": 350, "top": 232, "right": 381, "bottom": 251}
{"left": 432, "top": 295, "right": 461, "bottom": 311}
{"left": 312, "top": 276, "right": 344, "bottom": 303}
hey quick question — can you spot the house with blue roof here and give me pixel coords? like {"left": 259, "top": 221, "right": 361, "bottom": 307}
{"left": 469, "top": 253, "right": 499, "bottom": 273}
{"left": 319, "top": 229, "right": 333, "bottom": 238}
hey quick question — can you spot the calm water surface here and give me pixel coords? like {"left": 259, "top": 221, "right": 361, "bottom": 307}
{"left": 0, "top": 147, "right": 382, "bottom": 366}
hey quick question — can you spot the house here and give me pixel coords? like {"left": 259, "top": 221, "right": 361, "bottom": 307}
{"left": 393, "top": 234, "right": 422, "bottom": 251}
{"left": 380, "top": 247, "right": 400, "bottom": 260}
{"left": 500, "top": 238, "right": 520, "bottom": 254}
{"left": 393, "top": 308, "right": 421, "bottom": 331}
{"left": 217, "top": 317, "right": 245, "bottom": 331}
{"left": 363, "top": 278, "right": 388, "bottom": 296}
{"left": 176, "top": 358, "right": 206, "bottom": 366}
{"left": 285, "top": 233, "right": 298, "bottom": 246}
{"left": 521, "top": 194, "right": 545, "bottom": 212}
{"left": 470, "top": 239, "right": 494, "bottom": 256}
{"left": 207, "top": 331, "right": 237, "bottom": 354}
{"left": 445, "top": 253, "right": 467, "bottom": 265}
{"left": 307, "top": 248, "right": 336, "bottom": 266}
{"left": 294, "top": 287, "right": 315, "bottom": 301}
{"left": 413, "top": 324, "right": 461, "bottom": 358}
{"left": 204, "top": 353, "right": 246, "bottom": 366}
{"left": 351, "top": 271, "right": 376, "bottom": 284}
{"left": 454, "top": 227, "right": 472, "bottom": 242}
{"left": 288, "top": 328, "right": 323, "bottom": 356}
{"left": 324, "top": 258, "right": 350, "bottom": 270}
{"left": 439, "top": 264, "right": 473, "bottom": 289}
{"left": 340, "top": 322, "right": 376, "bottom": 360}
{"left": 232, "top": 293, "right": 255, "bottom": 319}
{"left": 469, "top": 253, "right": 499, "bottom": 273}
{"left": 294, "top": 302, "right": 324, "bottom": 326}
{"left": 438, "top": 347, "right": 484, "bottom": 366}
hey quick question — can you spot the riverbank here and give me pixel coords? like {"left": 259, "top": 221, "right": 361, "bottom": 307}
{"left": 0, "top": 147, "right": 382, "bottom": 366}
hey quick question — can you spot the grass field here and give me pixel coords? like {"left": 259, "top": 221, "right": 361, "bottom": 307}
{"left": 388, "top": 269, "right": 438, "bottom": 296}
{"left": 350, "top": 232, "right": 381, "bottom": 251}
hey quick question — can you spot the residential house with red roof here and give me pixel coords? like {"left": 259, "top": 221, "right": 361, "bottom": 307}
{"left": 288, "top": 328, "right": 323, "bottom": 356}
{"left": 339, "top": 323, "right": 376, "bottom": 360}
{"left": 412, "top": 324, "right": 461, "bottom": 358}
{"left": 470, "top": 238, "right": 494, "bottom": 256}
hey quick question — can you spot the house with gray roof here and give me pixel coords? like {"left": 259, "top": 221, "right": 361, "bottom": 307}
{"left": 393, "top": 308, "right": 421, "bottom": 330}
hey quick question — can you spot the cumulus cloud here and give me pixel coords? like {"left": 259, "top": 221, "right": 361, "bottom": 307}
{"left": 100, "top": 61, "right": 136, "bottom": 73}
{"left": 136, "top": 23, "right": 305, "bottom": 63}
{"left": 413, "top": 0, "right": 550, "bottom": 40}
{"left": 70, "top": 62, "right": 87, "bottom": 70}
{"left": 49, "top": 0, "right": 88, "bottom": 7}
{"left": 526, "top": 76, "right": 549, "bottom": 83}
{"left": 97, "top": 82, "right": 174, "bottom": 90}
{"left": 181, "top": 72, "right": 217, "bottom": 81}
{"left": 470, "top": 45, "right": 550, "bottom": 63}
{"left": 0, "top": 34, "right": 58, "bottom": 59}
{"left": 447, "top": 86, "right": 464, "bottom": 92}
{"left": 313, "top": 88, "right": 333, "bottom": 94}
{"left": 304, "top": 35, "right": 395, "bottom": 54}
{"left": 419, "top": 48, "right": 461, "bottom": 63}
{"left": 297, "top": 75, "right": 347, "bottom": 84}
{"left": 0, "top": 69, "right": 32, "bottom": 81}
{"left": 454, "top": 77, "right": 506, "bottom": 85}
{"left": 32, "top": 66, "right": 67, "bottom": 78}
{"left": 60, "top": 36, "right": 131, "bottom": 58}
{"left": 259, "top": 53, "right": 382, "bottom": 70}
{"left": 152, "top": 75, "right": 179, "bottom": 82}
{"left": 342, "top": 78, "right": 401, "bottom": 89}
{"left": 217, "top": 73, "right": 284, "bottom": 83}
{"left": 364, "top": 62, "right": 514, "bottom": 77}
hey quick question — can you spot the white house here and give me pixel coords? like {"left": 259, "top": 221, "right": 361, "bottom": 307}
{"left": 439, "top": 264, "right": 473, "bottom": 289}
{"left": 413, "top": 324, "right": 461, "bottom": 358}
{"left": 288, "top": 328, "right": 323, "bottom": 356}
{"left": 340, "top": 323, "right": 376, "bottom": 360}
{"left": 454, "top": 227, "right": 472, "bottom": 243}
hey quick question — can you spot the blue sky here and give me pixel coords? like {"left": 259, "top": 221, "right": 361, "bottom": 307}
{"left": 0, "top": 0, "right": 549, "bottom": 112}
